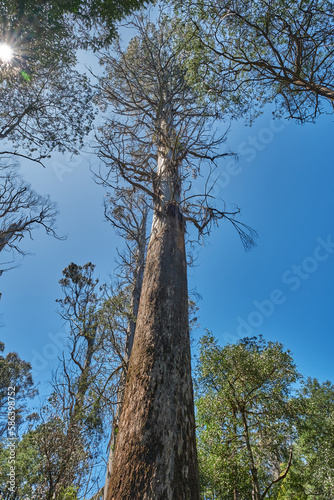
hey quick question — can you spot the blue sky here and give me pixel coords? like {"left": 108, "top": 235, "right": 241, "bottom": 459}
{"left": 1, "top": 49, "right": 334, "bottom": 399}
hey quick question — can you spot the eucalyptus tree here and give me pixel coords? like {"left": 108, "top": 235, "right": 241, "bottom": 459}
{"left": 102, "top": 188, "right": 148, "bottom": 362}
{"left": 54, "top": 262, "right": 128, "bottom": 436}
{"left": 0, "top": 261, "right": 133, "bottom": 500}
{"left": 1, "top": 0, "right": 155, "bottom": 52}
{"left": 96, "top": 14, "right": 255, "bottom": 499}
{"left": 195, "top": 333, "right": 300, "bottom": 500}
{"left": 0, "top": 2, "right": 93, "bottom": 269}
{"left": 171, "top": 0, "right": 334, "bottom": 123}
{"left": 0, "top": 0, "right": 156, "bottom": 165}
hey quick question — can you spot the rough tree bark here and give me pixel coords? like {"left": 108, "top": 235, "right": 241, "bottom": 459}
{"left": 241, "top": 410, "right": 261, "bottom": 500}
{"left": 106, "top": 209, "right": 199, "bottom": 500}
{"left": 106, "top": 117, "right": 199, "bottom": 498}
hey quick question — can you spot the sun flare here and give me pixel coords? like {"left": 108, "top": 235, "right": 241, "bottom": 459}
{"left": 0, "top": 43, "right": 13, "bottom": 63}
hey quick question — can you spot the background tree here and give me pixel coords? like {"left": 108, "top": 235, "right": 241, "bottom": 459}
{"left": 0, "top": 260, "right": 133, "bottom": 499}
{"left": 0, "top": 1, "right": 95, "bottom": 164}
{"left": 50, "top": 262, "right": 128, "bottom": 497}
{"left": 1, "top": 0, "right": 159, "bottom": 164}
{"left": 0, "top": 342, "right": 37, "bottom": 498}
{"left": 0, "top": 340, "right": 36, "bottom": 437}
{"left": 0, "top": 162, "right": 59, "bottom": 273}
{"left": 1, "top": 0, "right": 155, "bottom": 52}
{"left": 99, "top": 188, "right": 148, "bottom": 499}
{"left": 0, "top": 2, "right": 93, "bottom": 274}
{"left": 195, "top": 333, "right": 300, "bottom": 500}
{"left": 4, "top": 263, "right": 128, "bottom": 499}
{"left": 278, "top": 378, "right": 334, "bottom": 499}
{"left": 171, "top": 0, "right": 334, "bottom": 123}
{"left": 96, "top": 13, "right": 255, "bottom": 499}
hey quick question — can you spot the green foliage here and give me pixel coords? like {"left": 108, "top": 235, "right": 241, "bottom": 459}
{"left": 0, "top": 63, "right": 94, "bottom": 161}
{"left": 1, "top": 0, "right": 155, "bottom": 52}
{"left": 0, "top": 2, "right": 95, "bottom": 162}
{"left": 0, "top": 413, "right": 87, "bottom": 499}
{"left": 58, "top": 486, "right": 79, "bottom": 500}
{"left": 0, "top": 429, "right": 43, "bottom": 498}
{"left": 170, "top": 0, "right": 334, "bottom": 123}
{"left": 0, "top": 341, "right": 37, "bottom": 436}
{"left": 195, "top": 333, "right": 300, "bottom": 499}
{"left": 278, "top": 378, "right": 334, "bottom": 499}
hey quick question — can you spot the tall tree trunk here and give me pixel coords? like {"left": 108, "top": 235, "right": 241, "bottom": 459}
{"left": 106, "top": 132, "right": 200, "bottom": 497}
{"left": 106, "top": 207, "right": 199, "bottom": 499}
{"left": 104, "top": 208, "right": 147, "bottom": 500}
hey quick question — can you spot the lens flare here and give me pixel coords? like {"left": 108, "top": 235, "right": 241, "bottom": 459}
{"left": 0, "top": 43, "right": 13, "bottom": 63}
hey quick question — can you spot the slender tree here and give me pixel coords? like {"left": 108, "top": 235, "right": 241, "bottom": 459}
{"left": 96, "top": 14, "right": 255, "bottom": 499}
{"left": 45, "top": 263, "right": 129, "bottom": 499}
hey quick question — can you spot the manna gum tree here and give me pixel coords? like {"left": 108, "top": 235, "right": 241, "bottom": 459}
{"left": 97, "top": 14, "right": 255, "bottom": 499}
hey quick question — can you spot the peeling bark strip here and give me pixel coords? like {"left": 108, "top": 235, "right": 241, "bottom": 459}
{"left": 106, "top": 204, "right": 199, "bottom": 499}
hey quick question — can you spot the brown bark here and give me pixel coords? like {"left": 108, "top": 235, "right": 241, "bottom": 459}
{"left": 106, "top": 201, "right": 199, "bottom": 499}
{"left": 104, "top": 208, "right": 147, "bottom": 499}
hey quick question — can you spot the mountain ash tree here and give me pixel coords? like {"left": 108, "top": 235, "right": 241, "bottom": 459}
{"left": 96, "top": 14, "right": 255, "bottom": 499}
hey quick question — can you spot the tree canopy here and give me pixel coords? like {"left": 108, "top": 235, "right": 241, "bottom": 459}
{"left": 278, "top": 378, "right": 334, "bottom": 499}
{"left": 195, "top": 333, "right": 300, "bottom": 500}
{"left": 171, "top": 0, "right": 334, "bottom": 122}
{"left": 0, "top": 341, "right": 36, "bottom": 436}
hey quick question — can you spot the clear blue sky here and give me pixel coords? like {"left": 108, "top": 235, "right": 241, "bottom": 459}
{"left": 1, "top": 48, "right": 334, "bottom": 400}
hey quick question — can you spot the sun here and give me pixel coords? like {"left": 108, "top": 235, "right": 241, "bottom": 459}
{"left": 0, "top": 43, "right": 13, "bottom": 63}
